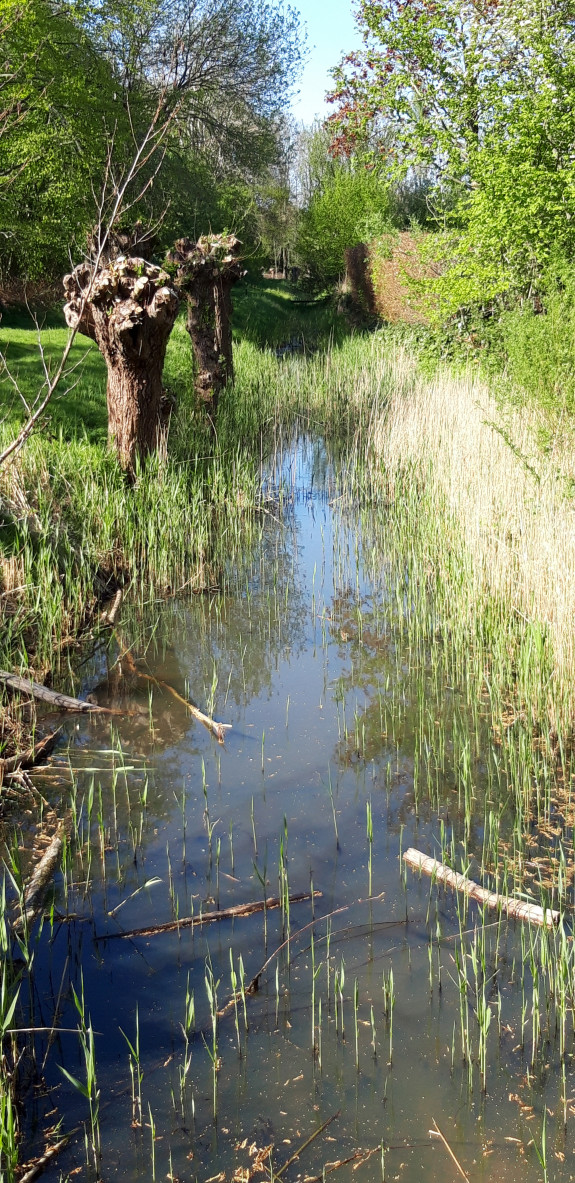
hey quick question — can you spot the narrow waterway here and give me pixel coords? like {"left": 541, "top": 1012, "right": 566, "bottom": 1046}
{"left": 17, "top": 434, "right": 575, "bottom": 1183}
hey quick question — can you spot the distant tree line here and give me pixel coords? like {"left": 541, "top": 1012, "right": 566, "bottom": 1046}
{"left": 0, "top": 0, "right": 302, "bottom": 280}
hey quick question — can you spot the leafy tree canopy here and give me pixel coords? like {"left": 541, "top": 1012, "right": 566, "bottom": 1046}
{"left": 0, "top": 0, "right": 304, "bottom": 279}
{"left": 327, "top": 0, "right": 575, "bottom": 305}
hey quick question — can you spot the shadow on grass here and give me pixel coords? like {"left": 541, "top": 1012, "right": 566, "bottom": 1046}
{"left": 0, "top": 278, "right": 361, "bottom": 444}
{"left": 232, "top": 278, "right": 355, "bottom": 351}
{"left": 0, "top": 317, "right": 108, "bottom": 443}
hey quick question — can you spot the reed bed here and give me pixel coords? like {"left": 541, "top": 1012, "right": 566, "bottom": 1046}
{"left": 368, "top": 347, "right": 575, "bottom": 730}
{"left": 4, "top": 299, "right": 575, "bottom": 1180}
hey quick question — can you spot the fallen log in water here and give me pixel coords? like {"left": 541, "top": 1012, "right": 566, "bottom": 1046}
{"left": 0, "top": 671, "right": 106, "bottom": 712}
{"left": 0, "top": 729, "right": 61, "bottom": 788}
{"left": 134, "top": 669, "right": 231, "bottom": 743}
{"left": 98, "top": 890, "right": 321, "bottom": 940}
{"left": 403, "top": 847, "right": 559, "bottom": 928}
{"left": 17, "top": 1133, "right": 73, "bottom": 1183}
{"left": 14, "top": 815, "right": 71, "bottom": 933}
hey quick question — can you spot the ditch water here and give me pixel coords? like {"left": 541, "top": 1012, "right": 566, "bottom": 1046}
{"left": 18, "top": 435, "right": 575, "bottom": 1182}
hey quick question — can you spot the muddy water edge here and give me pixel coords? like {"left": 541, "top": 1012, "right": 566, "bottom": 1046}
{"left": 3, "top": 430, "right": 575, "bottom": 1183}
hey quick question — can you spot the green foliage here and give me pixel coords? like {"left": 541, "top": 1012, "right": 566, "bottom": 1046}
{"left": 0, "top": 0, "right": 126, "bottom": 278}
{"left": 0, "top": 0, "right": 303, "bottom": 281}
{"left": 328, "top": 0, "right": 575, "bottom": 315}
{"left": 296, "top": 166, "right": 391, "bottom": 291}
{"left": 327, "top": 0, "right": 505, "bottom": 182}
{"left": 499, "top": 263, "right": 575, "bottom": 418}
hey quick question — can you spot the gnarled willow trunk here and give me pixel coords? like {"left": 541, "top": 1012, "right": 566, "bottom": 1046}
{"left": 63, "top": 258, "right": 179, "bottom": 475}
{"left": 168, "top": 235, "right": 242, "bottom": 420}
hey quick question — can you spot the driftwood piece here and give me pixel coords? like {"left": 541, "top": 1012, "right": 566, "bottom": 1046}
{"left": 99, "top": 587, "right": 123, "bottom": 628}
{"left": 98, "top": 890, "right": 321, "bottom": 941}
{"left": 403, "top": 848, "right": 559, "bottom": 928}
{"left": 0, "top": 671, "right": 105, "bottom": 713}
{"left": 17, "top": 1133, "right": 72, "bottom": 1183}
{"left": 14, "top": 815, "right": 71, "bottom": 933}
{"left": 135, "top": 669, "right": 231, "bottom": 743}
{"left": 0, "top": 729, "right": 61, "bottom": 788}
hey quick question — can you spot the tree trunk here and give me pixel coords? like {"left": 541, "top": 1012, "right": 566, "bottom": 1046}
{"left": 63, "top": 258, "right": 180, "bottom": 475}
{"left": 105, "top": 349, "right": 166, "bottom": 469}
{"left": 185, "top": 273, "right": 235, "bottom": 417}
{"left": 167, "top": 235, "right": 242, "bottom": 423}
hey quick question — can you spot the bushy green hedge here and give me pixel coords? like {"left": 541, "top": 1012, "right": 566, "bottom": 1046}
{"left": 296, "top": 169, "right": 391, "bottom": 292}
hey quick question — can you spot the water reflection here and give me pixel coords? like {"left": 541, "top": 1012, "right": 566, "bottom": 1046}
{"left": 12, "top": 436, "right": 573, "bottom": 1183}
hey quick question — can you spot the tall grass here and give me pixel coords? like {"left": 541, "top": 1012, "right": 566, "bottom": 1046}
{"left": 368, "top": 348, "right": 575, "bottom": 730}
{"left": 0, "top": 318, "right": 385, "bottom": 681}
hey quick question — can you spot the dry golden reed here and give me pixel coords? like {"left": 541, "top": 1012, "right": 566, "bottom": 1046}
{"left": 370, "top": 347, "right": 575, "bottom": 718}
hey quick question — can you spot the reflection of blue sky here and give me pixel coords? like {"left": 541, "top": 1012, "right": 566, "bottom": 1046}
{"left": 291, "top": 0, "right": 363, "bottom": 124}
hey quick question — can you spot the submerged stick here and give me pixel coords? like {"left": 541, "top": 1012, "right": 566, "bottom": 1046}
{"left": 134, "top": 670, "right": 231, "bottom": 743}
{"left": 17, "top": 1133, "right": 74, "bottom": 1183}
{"left": 403, "top": 848, "right": 559, "bottom": 928}
{"left": 0, "top": 729, "right": 61, "bottom": 787}
{"left": 97, "top": 890, "right": 321, "bottom": 940}
{"left": 275, "top": 1113, "right": 339, "bottom": 1179}
{"left": 218, "top": 893, "right": 387, "bottom": 1017}
{"left": 304, "top": 1143, "right": 382, "bottom": 1182}
{"left": 14, "top": 815, "right": 71, "bottom": 934}
{"left": 430, "top": 1120, "right": 469, "bottom": 1183}
{"left": 0, "top": 671, "right": 105, "bottom": 713}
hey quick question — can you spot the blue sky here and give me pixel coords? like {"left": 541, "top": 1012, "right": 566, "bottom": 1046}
{"left": 290, "top": 0, "right": 362, "bottom": 125}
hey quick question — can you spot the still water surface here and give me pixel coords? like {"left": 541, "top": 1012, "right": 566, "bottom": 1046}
{"left": 26, "top": 436, "right": 575, "bottom": 1182}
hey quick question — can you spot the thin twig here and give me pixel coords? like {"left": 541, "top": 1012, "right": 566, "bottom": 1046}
{"left": 96, "top": 891, "right": 321, "bottom": 941}
{"left": 218, "top": 893, "right": 386, "bottom": 1017}
{"left": 276, "top": 1113, "right": 339, "bottom": 1179}
{"left": 430, "top": 1120, "right": 470, "bottom": 1183}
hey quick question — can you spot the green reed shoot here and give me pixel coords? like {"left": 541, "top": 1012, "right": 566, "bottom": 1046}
{"left": 120, "top": 1005, "right": 143, "bottom": 1127}
{"left": 204, "top": 962, "right": 220, "bottom": 1118}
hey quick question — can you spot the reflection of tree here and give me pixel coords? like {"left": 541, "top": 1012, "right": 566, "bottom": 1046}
{"left": 108, "top": 515, "right": 308, "bottom": 716}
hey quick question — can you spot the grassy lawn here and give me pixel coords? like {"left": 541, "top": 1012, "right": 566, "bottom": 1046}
{"left": 232, "top": 277, "right": 347, "bottom": 349}
{"left": 0, "top": 311, "right": 108, "bottom": 442}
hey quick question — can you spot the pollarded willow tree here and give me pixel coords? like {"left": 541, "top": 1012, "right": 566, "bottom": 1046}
{"left": 168, "top": 235, "right": 243, "bottom": 417}
{"left": 63, "top": 258, "right": 180, "bottom": 475}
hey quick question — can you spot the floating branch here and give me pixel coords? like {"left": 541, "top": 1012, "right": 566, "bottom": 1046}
{"left": 134, "top": 669, "right": 231, "bottom": 743}
{"left": 0, "top": 671, "right": 106, "bottom": 713}
{"left": 14, "top": 815, "right": 71, "bottom": 934}
{"left": 98, "top": 891, "right": 321, "bottom": 940}
{"left": 0, "top": 729, "right": 61, "bottom": 788}
{"left": 403, "top": 848, "right": 559, "bottom": 928}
